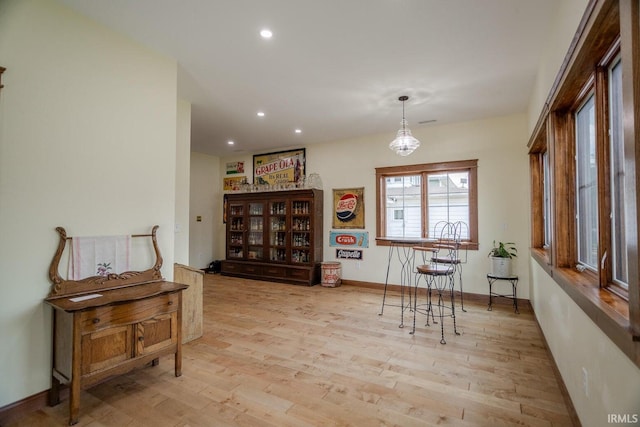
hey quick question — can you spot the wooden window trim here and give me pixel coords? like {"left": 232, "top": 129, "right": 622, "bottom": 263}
{"left": 530, "top": 117, "right": 553, "bottom": 264}
{"left": 528, "top": 0, "right": 640, "bottom": 368}
{"left": 375, "top": 159, "right": 478, "bottom": 249}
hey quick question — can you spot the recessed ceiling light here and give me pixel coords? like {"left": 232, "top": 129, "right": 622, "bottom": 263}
{"left": 260, "top": 29, "right": 273, "bottom": 39}
{"left": 294, "top": 129, "right": 302, "bottom": 134}
{"left": 257, "top": 111, "right": 265, "bottom": 117}
{"left": 227, "top": 140, "right": 234, "bottom": 145}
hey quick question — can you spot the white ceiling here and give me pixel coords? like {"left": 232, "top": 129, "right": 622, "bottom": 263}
{"left": 57, "top": 0, "right": 559, "bottom": 157}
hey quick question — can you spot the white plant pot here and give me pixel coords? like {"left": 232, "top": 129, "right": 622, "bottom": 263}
{"left": 490, "top": 257, "right": 512, "bottom": 277}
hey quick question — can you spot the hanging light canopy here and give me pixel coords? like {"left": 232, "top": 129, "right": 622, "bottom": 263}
{"left": 389, "top": 95, "right": 420, "bottom": 156}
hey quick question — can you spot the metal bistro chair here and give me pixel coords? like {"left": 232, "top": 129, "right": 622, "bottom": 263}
{"left": 410, "top": 223, "right": 461, "bottom": 343}
{"left": 430, "top": 221, "right": 468, "bottom": 312}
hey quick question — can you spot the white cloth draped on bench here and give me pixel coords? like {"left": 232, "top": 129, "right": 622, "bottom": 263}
{"left": 69, "top": 235, "right": 131, "bottom": 280}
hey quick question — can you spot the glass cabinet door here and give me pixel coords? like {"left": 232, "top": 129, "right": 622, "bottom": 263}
{"left": 247, "top": 202, "right": 264, "bottom": 260}
{"left": 291, "top": 199, "right": 311, "bottom": 264}
{"left": 269, "top": 201, "right": 287, "bottom": 262}
{"left": 227, "top": 203, "right": 244, "bottom": 259}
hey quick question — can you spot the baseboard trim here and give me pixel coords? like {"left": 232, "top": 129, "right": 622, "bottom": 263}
{"left": 0, "top": 387, "right": 68, "bottom": 426}
{"left": 341, "top": 279, "right": 531, "bottom": 310}
{"left": 531, "top": 309, "right": 582, "bottom": 427}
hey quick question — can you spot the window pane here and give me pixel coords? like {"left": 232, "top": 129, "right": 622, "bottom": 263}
{"left": 609, "top": 59, "right": 628, "bottom": 287}
{"left": 426, "top": 172, "right": 470, "bottom": 239}
{"left": 575, "top": 94, "right": 598, "bottom": 269}
{"left": 385, "top": 175, "right": 421, "bottom": 238}
{"left": 543, "top": 151, "right": 551, "bottom": 248}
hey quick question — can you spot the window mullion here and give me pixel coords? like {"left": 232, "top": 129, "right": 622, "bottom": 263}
{"left": 595, "top": 66, "right": 611, "bottom": 289}
{"left": 421, "top": 172, "right": 428, "bottom": 238}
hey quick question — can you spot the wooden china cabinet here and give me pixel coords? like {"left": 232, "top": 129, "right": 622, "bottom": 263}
{"left": 221, "top": 189, "right": 323, "bottom": 285}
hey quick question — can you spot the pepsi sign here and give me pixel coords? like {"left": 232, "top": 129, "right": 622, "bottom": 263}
{"left": 336, "top": 193, "right": 357, "bottom": 222}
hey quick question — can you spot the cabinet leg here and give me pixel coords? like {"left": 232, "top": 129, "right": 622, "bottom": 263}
{"left": 49, "top": 376, "right": 61, "bottom": 406}
{"left": 175, "top": 351, "right": 182, "bottom": 377}
{"left": 68, "top": 377, "right": 80, "bottom": 426}
{"left": 152, "top": 357, "right": 159, "bottom": 366}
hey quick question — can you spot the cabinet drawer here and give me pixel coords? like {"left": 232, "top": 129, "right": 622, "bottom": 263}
{"left": 263, "top": 266, "right": 286, "bottom": 277}
{"left": 241, "top": 264, "right": 262, "bottom": 275}
{"left": 221, "top": 261, "right": 241, "bottom": 272}
{"left": 288, "top": 268, "right": 310, "bottom": 280}
{"left": 80, "top": 293, "right": 179, "bottom": 332}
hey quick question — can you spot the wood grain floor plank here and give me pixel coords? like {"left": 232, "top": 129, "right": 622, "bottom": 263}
{"left": 7, "top": 274, "right": 574, "bottom": 426}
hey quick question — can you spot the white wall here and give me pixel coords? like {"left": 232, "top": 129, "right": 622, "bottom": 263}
{"left": 531, "top": 263, "right": 640, "bottom": 425}
{"left": 215, "top": 113, "right": 531, "bottom": 298}
{"left": 189, "top": 152, "right": 221, "bottom": 269}
{"left": 175, "top": 99, "right": 191, "bottom": 264}
{"left": 526, "top": 0, "right": 640, "bottom": 425}
{"left": 527, "top": 0, "right": 589, "bottom": 134}
{"left": 0, "top": 0, "right": 178, "bottom": 406}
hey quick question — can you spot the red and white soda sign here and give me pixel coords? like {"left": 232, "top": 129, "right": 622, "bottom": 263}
{"left": 336, "top": 193, "right": 357, "bottom": 222}
{"left": 335, "top": 234, "right": 357, "bottom": 245}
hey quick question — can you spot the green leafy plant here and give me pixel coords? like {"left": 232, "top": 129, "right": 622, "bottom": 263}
{"left": 488, "top": 241, "right": 517, "bottom": 259}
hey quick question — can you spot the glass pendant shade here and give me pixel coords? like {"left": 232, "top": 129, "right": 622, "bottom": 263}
{"left": 389, "top": 119, "right": 420, "bottom": 156}
{"left": 389, "top": 96, "right": 420, "bottom": 156}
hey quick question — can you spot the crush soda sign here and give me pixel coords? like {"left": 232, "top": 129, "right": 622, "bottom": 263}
{"left": 336, "top": 193, "right": 358, "bottom": 222}
{"left": 329, "top": 231, "right": 369, "bottom": 248}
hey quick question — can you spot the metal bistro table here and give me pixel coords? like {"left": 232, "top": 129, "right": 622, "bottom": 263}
{"left": 377, "top": 237, "right": 434, "bottom": 328}
{"left": 487, "top": 273, "right": 519, "bottom": 314}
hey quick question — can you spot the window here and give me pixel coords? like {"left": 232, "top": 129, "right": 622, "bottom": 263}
{"left": 384, "top": 175, "right": 421, "bottom": 238}
{"left": 575, "top": 94, "right": 598, "bottom": 270}
{"left": 427, "top": 172, "right": 470, "bottom": 239}
{"left": 608, "top": 57, "right": 628, "bottom": 290}
{"left": 542, "top": 150, "right": 551, "bottom": 248}
{"left": 527, "top": 0, "right": 640, "bottom": 365}
{"left": 376, "top": 160, "right": 478, "bottom": 248}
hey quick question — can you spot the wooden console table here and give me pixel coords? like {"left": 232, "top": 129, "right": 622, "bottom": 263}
{"left": 45, "top": 226, "right": 188, "bottom": 425}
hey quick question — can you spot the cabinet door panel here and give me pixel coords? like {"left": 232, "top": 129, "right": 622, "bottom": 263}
{"left": 81, "top": 325, "right": 133, "bottom": 375}
{"left": 136, "top": 313, "right": 177, "bottom": 355}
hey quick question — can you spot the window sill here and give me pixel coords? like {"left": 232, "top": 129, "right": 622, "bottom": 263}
{"left": 530, "top": 248, "right": 640, "bottom": 368}
{"left": 375, "top": 237, "right": 479, "bottom": 251}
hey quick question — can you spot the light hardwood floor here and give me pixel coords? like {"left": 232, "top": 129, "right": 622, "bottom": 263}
{"left": 9, "top": 274, "right": 573, "bottom": 426}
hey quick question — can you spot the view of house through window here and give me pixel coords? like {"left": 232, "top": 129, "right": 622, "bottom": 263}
{"left": 385, "top": 175, "right": 421, "bottom": 238}
{"left": 377, "top": 160, "right": 477, "bottom": 246}
{"left": 427, "top": 172, "right": 470, "bottom": 239}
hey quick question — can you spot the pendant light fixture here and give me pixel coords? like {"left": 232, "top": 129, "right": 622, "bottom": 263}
{"left": 389, "top": 95, "right": 420, "bottom": 156}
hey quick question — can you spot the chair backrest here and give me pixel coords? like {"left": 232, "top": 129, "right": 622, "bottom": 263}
{"left": 451, "top": 221, "right": 469, "bottom": 263}
{"left": 433, "top": 221, "right": 461, "bottom": 260}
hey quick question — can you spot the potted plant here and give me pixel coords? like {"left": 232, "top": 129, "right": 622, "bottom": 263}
{"left": 488, "top": 241, "right": 517, "bottom": 277}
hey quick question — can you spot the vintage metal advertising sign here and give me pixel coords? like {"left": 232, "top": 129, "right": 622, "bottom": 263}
{"left": 253, "top": 148, "right": 305, "bottom": 185}
{"left": 329, "top": 231, "right": 369, "bottom": 248}
{"left": 332, "top": 187, "right": 364, "bottom": 229}
{"left": 336, "top": 249, "right": 363, "bottom": 260}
